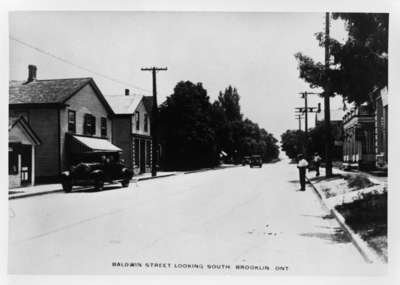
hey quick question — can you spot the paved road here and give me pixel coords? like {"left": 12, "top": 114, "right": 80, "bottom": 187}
{"left": 9, "top": 159, "right": 376, "bottom": 274}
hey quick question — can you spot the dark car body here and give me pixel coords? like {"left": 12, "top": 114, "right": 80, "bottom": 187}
{"left": 249, "top": 155, "right": 262, "bottom": 168}
{"left": 61, "top": 160, "right": 133, "bottom": 192}
{"left": 242, "top": 156, "right": 251, "bottom": 166}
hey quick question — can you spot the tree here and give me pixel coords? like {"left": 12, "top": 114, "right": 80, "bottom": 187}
{"left": 213, "top": 87, "right": 279, "bottom": 163}
{"left": 295, "top": 13, "right": 388, "bottom": 105}
{"left": 158, "top": 81, "right": 218, "bottom": 170}
{"left": 280, "top": 130, "right": 306, "bottom": 160}
{"left": 217, "top": 86, "right": 242, "bottom": 122}
{"left": 159, "top": 82, "right": 280, "bottom": 169}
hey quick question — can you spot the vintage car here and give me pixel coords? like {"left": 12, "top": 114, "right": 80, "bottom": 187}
{"left": 249, "top": 155, "right": 263, "bottom": 168}
{"left": 241, "top": 156, "right": 251, "bottom": 166}
{"left": 61, "top": 156, "right": 133, "bottom": 193}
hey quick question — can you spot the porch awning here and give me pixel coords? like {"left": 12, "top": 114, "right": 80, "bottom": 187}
{"left": 71, "top": 135, "right": 122, "bottom": 153}
{"left": 9, "top": 116, "right": 41, "bottom": 146}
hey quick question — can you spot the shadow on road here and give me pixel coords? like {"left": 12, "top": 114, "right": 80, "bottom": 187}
{"left": 301, "top": 213, "right": 335, "bottom": 219}
{"left": 299, "top": 228, "right": 351, "bottom": 244}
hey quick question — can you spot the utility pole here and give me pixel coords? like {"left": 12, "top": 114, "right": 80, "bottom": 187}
{"left": 324, "top": 12, "right": 333, "bottom": 177}
{"left": 295, "top": 114, "right": 303, "bottom": 130}
{"left": 296, "top": 92, "right": 320, "bottom": 133}
{"left": 141, "top": 66, "right": 168, "bottom": 177}
{"left": 296, "top": 93, "right": 320, "bottom": 158}
{"left": 302, "top": 92, "right": 308, "bottom": 135}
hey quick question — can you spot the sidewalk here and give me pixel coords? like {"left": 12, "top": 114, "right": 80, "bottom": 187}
{"left": 306, "top": 167, "right": 387, "bottom": 263}
{"left": 8, "top": 164, "right": 238, "bottom": 200}
{"left": 8, "top": 171, "right": 179, "bottom": 200}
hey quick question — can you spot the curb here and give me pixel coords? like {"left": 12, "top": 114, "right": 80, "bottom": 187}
{"left": 306, "top": 176, "right": 383, "bottom": 264}
{"left": 137, "top": 173, "right": 177, "bottom": 181}
{"left": 184, "top": 165, "right": 240, "bottom": 174}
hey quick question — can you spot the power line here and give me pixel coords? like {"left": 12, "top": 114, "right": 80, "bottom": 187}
{"left": 10, "top": 35, "right": 151, "bottom": 94}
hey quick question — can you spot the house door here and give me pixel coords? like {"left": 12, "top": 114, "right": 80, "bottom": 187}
{"left": 140, "top": 139, "right": 146, "bottom": 173}
{"left": 20, "top": 145, "right": 32, "bottom": 185}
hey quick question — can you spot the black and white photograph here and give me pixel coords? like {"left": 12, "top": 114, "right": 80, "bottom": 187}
{"left": 4, "top": 1, "right": 399, "bottom": 282}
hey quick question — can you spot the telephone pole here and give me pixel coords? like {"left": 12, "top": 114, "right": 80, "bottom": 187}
{"left": 141, "top": 66, "right": 168, "bottom": 177}
{"left": 295, "top": 114, "right": 303, "bottom": 130}
{"left": 302, "top": 92, "right": 308, "bottom": 135}
{"left": 324, "top": 12, "right": 333, "bottom": 177}
{"left": 295, "top": 92, "right": 320, "bottom": 157}
{"left": 296, "top": 91, "right": 320, "bottom": 134}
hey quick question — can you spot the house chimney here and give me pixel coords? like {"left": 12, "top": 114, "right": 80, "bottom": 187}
{"left": 27, "top": 65, "right": 37, "bottom": 83}
{"left": 125, "top": 88, "right": 130, "bottom": 96}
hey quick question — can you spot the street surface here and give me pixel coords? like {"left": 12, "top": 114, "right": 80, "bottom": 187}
{"left": 9, "top": 158, "right": 379, "bottom": 274}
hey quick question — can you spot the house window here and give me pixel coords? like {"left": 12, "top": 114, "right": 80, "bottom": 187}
{"left": 144, "top": 114, "right": 149, "bottom": 132}
{"left": 101, "top": 117, "right": 107, "bottom": 137}
{"left": 135, "top": 111, "right": 140, "bottom": 131}
{"left": 83, "top": 113, "right": 96, "bottom": 135}
{"left": 68, "top": 110, "right": 76, "bottom": 133}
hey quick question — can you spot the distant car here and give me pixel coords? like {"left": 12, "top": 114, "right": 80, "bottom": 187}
{"left": 249, "top": 155, "right": 262, "bottom": 168}
{"left": 61, "top": 160, "right": 133, "bottom": 193}
{"left": 242, "top": 156, "right": 251, "bottom": 166}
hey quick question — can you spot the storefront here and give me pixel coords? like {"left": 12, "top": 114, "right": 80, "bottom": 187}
{"left": 132, "top": 135, "right": 152, "bottom": 175}
{"left": 66, "top": 133, "right": 122, "bottom": 166}
{"left": 375, "top": 87, "right": 388, "bottom": 170}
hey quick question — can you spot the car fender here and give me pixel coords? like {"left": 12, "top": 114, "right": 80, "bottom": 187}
{"left": 122, "top": 168, "right": 134, "bottom": 179}
{"left": 61, "top": 171, "right": 71, "bottom": 180}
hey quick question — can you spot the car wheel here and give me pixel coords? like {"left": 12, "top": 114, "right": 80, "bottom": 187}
{"left": 62, "top": 180, "right": 72, "bottom": 193}
{"left": 121, "top": 179, "right": 130, "bottom": 187}
{"left": 94, "top": 179, "right": 104, "bottom": 191}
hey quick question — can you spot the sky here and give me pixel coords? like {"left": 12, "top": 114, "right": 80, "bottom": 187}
{"left": 9, "top": 11, "right": 349, "bottom": 139}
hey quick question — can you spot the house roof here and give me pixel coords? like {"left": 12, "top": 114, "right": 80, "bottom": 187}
{"left": 9, "top": 78, "right": 92, "bottom": 104}
{"left": 142, "top": 96, "right": 153, "bottom": 115}
{"left": 105, "top": 94, "right": 144, "bottom": 115}
{"left": 9, "top": 77, "right": 114, "bottom": 114}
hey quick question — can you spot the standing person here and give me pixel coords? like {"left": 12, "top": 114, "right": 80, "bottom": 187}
{"left": 313, "top": 152, "right": 322, "bottom": 177}
{"left": 297, "top": 154, "right": 309, "bottom": 191}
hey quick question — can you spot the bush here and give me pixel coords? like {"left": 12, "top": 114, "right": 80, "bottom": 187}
{"left": 345, "top": 174, "right": 374, "bottom": 190}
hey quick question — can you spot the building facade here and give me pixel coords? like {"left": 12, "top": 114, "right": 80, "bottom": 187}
{"left": 9, "top": 65, "right": 117, "bottom": 184}
{"left": 342, "top": 105, "right": 376, "bottom": 169}
{"left": 375, "top": 87, "right": 388, "bottom": 170}
{"left": 106, "top": 90, "right": 153, "bottom": 175}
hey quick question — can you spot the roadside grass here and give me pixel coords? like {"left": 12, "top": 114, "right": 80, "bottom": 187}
{"left": 310, "top": 172, "right": 388, "bottom": 262}
{"left": 317, "top": 174, "right": 379, "bottom": 199}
